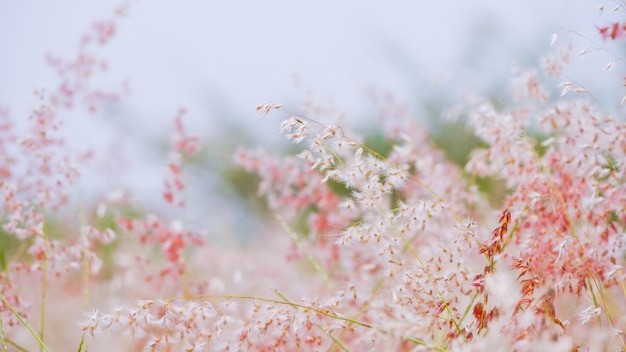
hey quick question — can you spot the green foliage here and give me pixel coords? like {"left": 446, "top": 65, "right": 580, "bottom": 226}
{"left": 528, "top": 131, "right": 550, "bottom": 159}
{"left": 602, "top": 151, "right": 620, "bottom": 174}
{"left": 0, "top": 228, "right": 18, "bottom": 272}
{"left": 0, "top": 215, "right": 63, "bottom": 270}
{"left": 363, "top": 132, "right": 394, "bottom": 158}
{"left": 474, "top": 176, "right": 508, "bottom": 209}
{"left": 221, "top": 167, "right": 269, "bottom": 217}
{"left": 294, "top": 204, "right": 317, "bottom": 235}
{"left": 90, "top": 204, "right": 143, "bottom": 281}
{"left": 325, "top": 179, "right": 352, "bottom": 198}
{"left": 429, "top": 121, "right": 487, "bottom": 167}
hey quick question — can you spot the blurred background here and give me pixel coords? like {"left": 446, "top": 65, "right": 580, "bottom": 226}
{"left": 0, "top": 0, "right": 621, "bottom": 241}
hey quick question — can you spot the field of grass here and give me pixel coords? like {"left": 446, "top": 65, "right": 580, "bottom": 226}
{"left": 1, "top": 2, "right": 626, "bottom": 351}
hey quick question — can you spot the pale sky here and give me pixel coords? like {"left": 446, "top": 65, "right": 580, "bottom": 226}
{"left": 0, "top": 0, "right": 616, "bottom": 237}
{"left": 1, "top": 1, "right": 597, "bottom": 122}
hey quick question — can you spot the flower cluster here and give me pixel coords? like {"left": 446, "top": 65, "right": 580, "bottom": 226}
{"left": 2, "top": 2, "right": 626, "bottom": 352}
{"left": 0, "top": 4, "right": 129, "bottom": 349}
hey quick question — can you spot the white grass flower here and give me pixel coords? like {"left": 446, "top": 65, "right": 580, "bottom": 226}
{"left": 578, "top": 306, "right": 601, "bottom": 324}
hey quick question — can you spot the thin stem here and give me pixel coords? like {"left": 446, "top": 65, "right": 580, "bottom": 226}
{"left": 76, "top": 333, "right": 86, "bottom": 352}
{"left": 78, "top": 202, "right": 89, "bottom": 312}
{"left": 276, "top": 214, "right": 334, "bottom": 288}
{"left": 169, "top": 293, "right": 446, "bottom": 351}
{"left": 0, "top": 309, "right": 7, "bottom": 352}
{"left": 6, "top": 338, "right": 29, "bottom": 352}
{"left": 273, "top": 289, "right": 349, "bottom": 352}
{"left": 81, "top": 249, "right": 89, "bottom": 311}
{"left": 511, "top": 112, "right": 620, "bottom": 339}
{"left": 39, "top": 213, "right": 48, "bottom": 352}
{"left": 0, "top": 292, "right": 50, "bottom": 352}
{"left": 379, "top": 204, "right": 463, "bottom": 342}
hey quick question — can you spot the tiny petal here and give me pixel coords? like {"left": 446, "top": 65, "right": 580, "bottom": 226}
{"left": 578, "top": 306, "right": 601, "bottom": 324}
{"left": 355, "top": 147, "right": 363, "bottom": 161}
{"left": 549, "top": 33, "right": 558, "bottom": 46}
